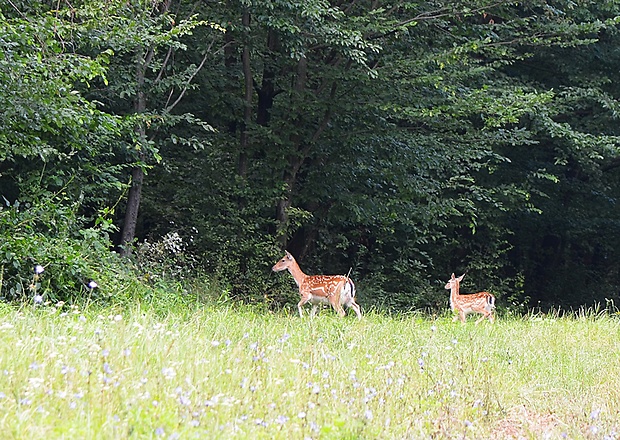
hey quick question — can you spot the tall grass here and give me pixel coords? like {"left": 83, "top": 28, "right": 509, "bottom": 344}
{"left": 0, "top": 301, "right": 618, "bottom": 439}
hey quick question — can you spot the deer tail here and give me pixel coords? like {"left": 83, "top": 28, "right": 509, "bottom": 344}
{"left": 346, "top": 278, "right": 356, "bottom": 298}
{"left": 488, "top": 294, "right": 496, "bottom": 308}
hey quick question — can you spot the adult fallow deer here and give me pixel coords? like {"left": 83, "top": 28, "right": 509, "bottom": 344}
{"left": 445, "top": 273, "right": 495, "bottom": 324}
{"left": 272, "top": 251, "right": 362, "bottom": 319}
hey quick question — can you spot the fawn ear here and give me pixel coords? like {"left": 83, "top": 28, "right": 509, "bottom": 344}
{"left": 450, "top": 273, "right": 456, "bottom": 279}
{"left": 285, "top": 250, "right": 293, "bottom": 259}
{"left": 457, "top": 273, "right": 465, "bottom": 282}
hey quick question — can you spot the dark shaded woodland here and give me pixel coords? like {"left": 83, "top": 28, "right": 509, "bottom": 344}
{"left": 2, "top": 1, "right": 620, "bottom": 311}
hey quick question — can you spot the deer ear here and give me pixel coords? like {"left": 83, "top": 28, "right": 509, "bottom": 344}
{"left": 451, "top": 273, "right": 456, "bottom": 279}
{"left": 457, "top": 273, "right": 465, "bottom": 282}
{"left": 285, "top": 250, "right": 293, "bottom": 258}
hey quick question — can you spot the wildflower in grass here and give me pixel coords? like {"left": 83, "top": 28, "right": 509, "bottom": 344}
{"left": 35, "top": 265, "right": 44, "bottom": 275}
{"left": 603, "top": 431, "right": 617, "bottom": 440}
{"left": 29, "top": 378, "right": 44, "bottom": 388}
{"left": 431, "top": 325, "right": 437, "bottom": 332}
{"left": 33, "top": 295, "right": 43, "bottom": 304}
{"left": 364, "top": 409, "right": 373, "bottom": 420}
{"left": 162, "top": 367, "right": 176, "bottom": 379}
{"left": 367, "top": 386, "right": 379, "bottom": 400}
{"left": 377, "top": 360, "right": 395, "bottom": 371}
{"left": 254, "top": 418, "right": 268, "bottom": 427}
{"left": 349, "top": 370, "right": 357, "bottom": 381}
{"left": 154, "top": 427, "right": 165, "bottom": 436}
{"left": 298, "top": 411, "right": 306, "bottom": 419}
{"left": 275, "top": 415, "right": 289, "bottom": 424}
{"left": 87, "top": 280, "right": 98, "bottom": 289}
{"left": 278, "top": 333, "right": 290, "bottom": 343}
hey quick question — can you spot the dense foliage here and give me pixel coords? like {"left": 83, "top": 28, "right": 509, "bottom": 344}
{"left": 1, "top": 0, "right": 619, "bottom": 311}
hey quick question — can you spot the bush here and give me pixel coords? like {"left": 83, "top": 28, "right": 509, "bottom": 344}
{"left": 0, "top": 195, "right": 128, "bottom": 304}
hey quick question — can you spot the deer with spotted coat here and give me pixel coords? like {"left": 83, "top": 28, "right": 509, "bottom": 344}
{"left": 272, "top": 251, "right": 362, "bottom": 319}
{"left": 445, "top": 273, "right": 495, "bottom": 324}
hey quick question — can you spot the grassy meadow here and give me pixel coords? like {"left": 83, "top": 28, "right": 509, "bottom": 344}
{"left": 0, "top": 300, "right": 618, "bottom": 439}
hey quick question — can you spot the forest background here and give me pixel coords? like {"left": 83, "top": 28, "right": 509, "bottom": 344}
{"left": 2, "top": 0, "right": 620, "bottom": 313}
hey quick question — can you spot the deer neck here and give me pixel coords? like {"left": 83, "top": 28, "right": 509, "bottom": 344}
{"left": 449, "top": 282, "right": 460, "bottom": 308}
{"left": 286, "top": 260, "right": 308, "bottom": 287}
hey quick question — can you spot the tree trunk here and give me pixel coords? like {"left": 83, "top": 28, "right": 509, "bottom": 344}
{"left": 275, "top": 56, "right": 308, "bottom": 247}
{"left": 238, "top": 10, "right": 252, "bottom": 178}
{"left": 256, "top": 29, "right": 279, "bottom": 126}
{"left": 120, "top": 49, "right": 150, "bottom": 256}
{"left": 119, "top": 165, "right": 144, "bottom": 255}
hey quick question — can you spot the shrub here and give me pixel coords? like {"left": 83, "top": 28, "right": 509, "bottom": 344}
{"left": 0, "top": 195, "right": 127, "bottom": 304}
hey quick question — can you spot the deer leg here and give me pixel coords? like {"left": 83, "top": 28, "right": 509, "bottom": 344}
{"left": 340, "top": 286, "right": 362, "bottom": 320}
{"left": 342, "top": 293, "right": 362, "bottom": 320}
{"left": 298, "top": 295, "right": 311, "bottom": 318}
{"left": 334, "top": 301, "right": 346, "bottom": 317}
{"left": 475, "top": 311, "right": 492, "bottom": 325}
{"left": 328, "top": 294, "right": 345, "bottom": 317}
{"left": 459, "top": 311, "right": 467, "bottom": 323}
{"left": 348, "top": 300, "right": 362, "bottom": 320}
{"left": 310, "top": 304, "right": 319, "bottom": 318}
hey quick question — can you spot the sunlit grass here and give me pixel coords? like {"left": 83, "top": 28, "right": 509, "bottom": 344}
{"left": 0, "top": 301, "right": 618, "bottom": 438}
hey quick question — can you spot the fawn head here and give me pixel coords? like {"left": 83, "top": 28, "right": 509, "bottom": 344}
{"left": 445, "top": 273, "right": 465, "bottom": 290}
{"left": 272, "top": 250, "right": 295, "bottom": 272}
